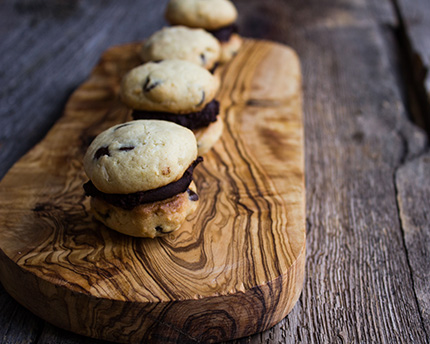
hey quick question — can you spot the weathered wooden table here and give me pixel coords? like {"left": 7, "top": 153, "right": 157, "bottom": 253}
{"left": 0, "top": 0, "right": 429, "bottom": 343}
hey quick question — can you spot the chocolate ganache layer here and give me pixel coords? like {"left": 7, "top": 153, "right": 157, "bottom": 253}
{"left": 208, "top": 24, "right": 238, "bottom": 42}
{"left": 132, "top": 100, "right": 219, "bottom": 130}
{"left": 84, "top": 157, "right": 203, "bottom": 210}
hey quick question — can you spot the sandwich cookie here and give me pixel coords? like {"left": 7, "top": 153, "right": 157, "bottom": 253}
{"left": 165, "top": 0, "right": 242, "bottom": 63}
{"left": 83, "top": 120, "right": 202, "bottom": 238}
{"left": 120, "top": 59, "right": 223, "bottom": 154}
{"left": 140, "top": 26, "right": 221, "bottom": 72}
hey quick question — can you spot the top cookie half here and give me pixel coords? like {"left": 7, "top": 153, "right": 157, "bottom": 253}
{"left": 120, "top": 59, "right": 219, "bottom": 113}
{"left": 165, "top": 0, "right": 237, "bottom": 30}
{"left": 140, "top": 26, "right": 221, "bottom": 70}
{"left": 83, "top": 120, "right": 198, "bottom": 194}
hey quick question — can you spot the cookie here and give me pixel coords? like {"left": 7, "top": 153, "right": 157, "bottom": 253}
{"left": 91, "top": 182, "right": 199, "bottom": 238}
{"left": 120, "top": 59, "right": 219, "bottom": 113}
{"left": 219, "top": 33, "right": 242, "bottom": 63}
{"left": 83, "top": 120, "right": 198, "bottom": 194}
{"left": 194, "top": 116, "right": 224, "bottom": 155}
{"left": 83, "top": 120, "right": 202, "bottom": 237}
{"left": 165, "top": 0, "right": 241, "bottom": 63}
{"left": 140, "top": 26, "right": 221, "bottom": 71}
{"left": 165, "top": 0, "right": 237, "bottom": 30}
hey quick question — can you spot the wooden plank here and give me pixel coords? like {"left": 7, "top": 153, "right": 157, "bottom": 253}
{"left": 396, "top": 152, "right": 430, "bottom": 337}
{"left": 0, "top": 39, "right": 305, "bottom": 343}
{"left": 232, "top": 0, "right": 428, "bottom": 343}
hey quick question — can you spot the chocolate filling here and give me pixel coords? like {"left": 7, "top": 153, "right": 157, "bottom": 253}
{"left": 84, "top": 157, "right": 203, "bottom": 210}
{"left": 208, "top": 23, "right": 238, "bottom": 42}
{"left": 132, "top": 100, "right": 219, "bottom": 130}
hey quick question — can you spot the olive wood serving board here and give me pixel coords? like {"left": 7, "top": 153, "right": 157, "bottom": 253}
{"left": 0, "top": 39, "right": 305, "bottom": 343}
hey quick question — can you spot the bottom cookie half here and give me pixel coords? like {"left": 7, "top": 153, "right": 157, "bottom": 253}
{"left": 219, "top": 34, "right": 242, "bottom": 63}
{"left": 91, "top": 182, "right": 199, "bottom": 238}
{"left": 194, "top": 116, "right": 224, "bottom": 155}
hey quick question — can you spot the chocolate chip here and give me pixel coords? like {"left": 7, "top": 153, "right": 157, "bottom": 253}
{"left": 96, "top": 210, "right": 111, "bottom": 220}
{"left": 200, "top": 53, "right": 206, "bottom": 66}
{"left": 119, "top": 146, "right": 135, "bottom": 151}
{"left": 187, "top": 189, "right": 199, "bottom": 201}
{"left": 94, "top": 146, "right": 110, "bottom": 159}
{"left": 114, "top": 123, "right": 131, "bottom": 131}
{"left": 196, "top": 90, "right": 205, "bottom": 107}
{"left": 143, "top": 77, "right": 160, "bottom": 92}
{"left": 155, "top": 226, "right": 163, "bottom": 232}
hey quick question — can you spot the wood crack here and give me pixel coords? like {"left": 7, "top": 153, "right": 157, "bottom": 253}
{"left": 390, "top": 0, "right": 430, "bottom": 138}
{"left": 387, "top": 3, "right": 430, "bottom": 337}
{"left": 392, "top": 121, "right": 429, "bottom": 341}
{"left": 393, "top": 171, "right": 429, "bottom": 342}
{"left": 393, "top": 149, "right": 430, "bottom": 342}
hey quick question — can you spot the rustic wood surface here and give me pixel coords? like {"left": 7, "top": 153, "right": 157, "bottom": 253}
{"left": 0, "top": 39, "right": 306, "bottom": 343}
{"left": 0, "top": 0, "right": 429, "bottom": 343}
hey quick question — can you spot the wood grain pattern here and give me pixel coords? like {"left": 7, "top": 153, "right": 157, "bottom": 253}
{"left": 0, "top": 39, "right": 305, "bottom": 343}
